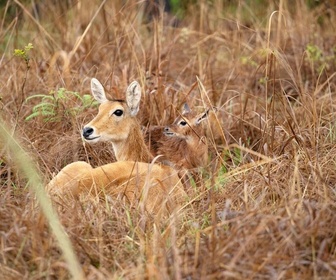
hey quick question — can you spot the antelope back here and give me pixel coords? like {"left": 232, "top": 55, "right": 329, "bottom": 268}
{"left": 82, "top": 78, "right": 141, "bottom": 143}
{"left": 47, "top": 160, "right": 186, "bottom": 216}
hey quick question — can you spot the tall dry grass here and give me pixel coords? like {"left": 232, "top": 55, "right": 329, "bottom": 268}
{"left": 1, "top": 0, "right": 336, "bottom": 279}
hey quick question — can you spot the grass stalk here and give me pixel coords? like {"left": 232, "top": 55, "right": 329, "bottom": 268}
{"left": 0, "top": 118, "right": 84, "bottom": 279}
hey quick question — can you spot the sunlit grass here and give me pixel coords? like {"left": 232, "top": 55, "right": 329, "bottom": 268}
{"left": 1, "top": 0, "right": 336, "bottom": 278}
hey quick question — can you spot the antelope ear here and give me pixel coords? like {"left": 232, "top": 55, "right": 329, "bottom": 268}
{"left": 195, "top": 109, "right": 210, "bottom": 125}
{"left": 182, "top": 103, "right": 191, "bottom": 115}
{"left": 126, "top": 81, "right": 141, "bottom": 116}
{"left": 91, "top": 78, "right": 108, "bottom": 103}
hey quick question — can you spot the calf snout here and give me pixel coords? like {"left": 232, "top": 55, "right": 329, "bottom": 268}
{"left": 82, "top": 127, "right": 94, "bottom": 139}
{"left": 163, "top": 126, "right": 174, "bottom": 136}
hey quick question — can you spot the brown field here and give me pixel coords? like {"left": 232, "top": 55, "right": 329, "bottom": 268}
{"left": 1, "top": 0, "right": 336, "bottom": 279}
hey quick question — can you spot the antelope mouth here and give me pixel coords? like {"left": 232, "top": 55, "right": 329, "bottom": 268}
{"left": 83, "top": 136, "right": 100, "bottom": 141}
{"left": 164, "top": 131, "right": 175, "bottom": 137}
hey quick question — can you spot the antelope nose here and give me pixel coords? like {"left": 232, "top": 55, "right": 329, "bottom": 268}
{"left": 164, "top": 126, "right": 169, "bottom": 132}
{"left": 82, "top": 127, "right": 94, "bottom": 139}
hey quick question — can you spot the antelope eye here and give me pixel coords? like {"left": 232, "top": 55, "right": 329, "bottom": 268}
{"left": 113, "top": 109, "right": 123, "bottom": 117}
{"left": 179, "top": 120, "right": 187, "bottom": 126}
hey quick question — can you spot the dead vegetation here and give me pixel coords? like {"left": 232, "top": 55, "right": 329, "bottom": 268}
{"left": 1, "top": 0, "right": 336, "bottom": 279}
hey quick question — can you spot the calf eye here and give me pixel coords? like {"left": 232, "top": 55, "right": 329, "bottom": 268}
{"left": 179, "top": 120, "right": 187, "bottom": 126}
{"left": 113, "top": 109, "right": 123, "bottom": 116}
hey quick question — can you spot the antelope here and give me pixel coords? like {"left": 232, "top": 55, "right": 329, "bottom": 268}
{"left": 144, "top": 103, "right": 209, "bottom": 170}
{"left": 47, "top": 79, "right": 185, "bottom": 215}
{"left": 82, "top": 78, "right": 153, "bottom": 163}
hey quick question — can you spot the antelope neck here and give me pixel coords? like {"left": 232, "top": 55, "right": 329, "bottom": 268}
{"left": 112, "top": 124, "right": 152, "bottom": 162}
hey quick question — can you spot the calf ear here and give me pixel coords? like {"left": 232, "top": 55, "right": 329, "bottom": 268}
{"left": 126, "top": 81, "right": 141, "bottom": 116}
{"left": 195, "top": 109, "right": 210, "bottom": 125}
{"left": 182, "top": 103, "right": 191, "bottom": 115}
{"left": 91, "top": 78, "right": 108, "bottom": 103}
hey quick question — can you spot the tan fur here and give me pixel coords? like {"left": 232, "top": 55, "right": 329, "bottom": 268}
{"left": 47, "top": 79, "right": 186, "bottom": 215}
{"left": 84, "top": 101, "right": 153, "bottom": 162}
{"left": 47, "top": 161, "right": 185, "bottom": 214}
{"left": 82, "top": 79, "right": 153, "bottom": 162}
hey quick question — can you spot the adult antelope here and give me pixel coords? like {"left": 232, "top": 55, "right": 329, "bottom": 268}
{"left": 82, "top": 78, "right": 153, "bottom": 163}
{"left": 47, "top": 79, "right": 185, "bottom": 215}
{"left": 144, "top": 103, "right": 209, "bottom": 170}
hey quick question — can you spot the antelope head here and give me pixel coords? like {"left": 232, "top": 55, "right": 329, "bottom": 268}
{"left": 164, "top": 103, "right": 210, "bottom": 140}
{"left": 82, "top": 78, "right": 141, "bottom": 144}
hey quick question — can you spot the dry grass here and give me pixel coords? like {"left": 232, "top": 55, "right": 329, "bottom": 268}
{"left": 1, "top": 0, "right": 336, "bottom": 279}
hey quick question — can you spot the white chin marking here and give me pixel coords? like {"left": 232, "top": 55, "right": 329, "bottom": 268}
{"left": 84, "top": 137, "right": 101, "bottom": 144}
{"left": 164, "top": 132, "right": 175, "bottom": 137}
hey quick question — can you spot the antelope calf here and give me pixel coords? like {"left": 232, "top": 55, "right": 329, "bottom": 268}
{"left": 47, "top": 79, "right": 185, "bottom": 215}
{"left": 144, "top": 103, "right": 209, "bottom": 170}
